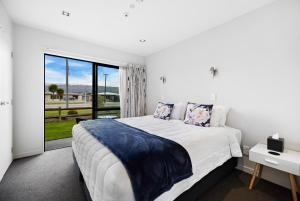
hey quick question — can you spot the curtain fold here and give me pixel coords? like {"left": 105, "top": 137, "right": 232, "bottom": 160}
{"left": 120, "top": 64, "right": 147, "bottom": 118}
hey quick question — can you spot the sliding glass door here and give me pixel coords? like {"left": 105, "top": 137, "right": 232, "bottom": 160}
{"left": 44, "top": 54, "right": 119, "bottom": 150}
{"left": 95, "top": 65, "right": 120, "bottom": 119}
{"left": 44, "top": 54, "right": 93, "bottom": 150}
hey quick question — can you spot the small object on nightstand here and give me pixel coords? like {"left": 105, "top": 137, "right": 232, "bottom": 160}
{"left": 249, "top": 143, "right": 300, "bottom": 201}
{"left": 267, "top": 135, "right": 284, "bottom": 152}
{"left": 268, "top": 151, "right": 280, "bottom": 156}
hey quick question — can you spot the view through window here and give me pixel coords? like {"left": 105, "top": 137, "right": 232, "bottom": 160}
{"left": 44, "top": 54, "right": 120, "bottom": 150}
{"left": 97, "top": 65, "right": 120, "bottom": 118}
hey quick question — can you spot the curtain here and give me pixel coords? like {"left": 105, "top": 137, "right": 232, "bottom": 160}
{"left": 120, "top": 64, "right": 147, "bottom": 118}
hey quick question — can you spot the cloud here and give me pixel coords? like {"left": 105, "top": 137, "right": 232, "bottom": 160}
{"left": 69, "top": 73, "right": 92, "bottom": 85}
{"left": 45, "top": 58, "right": 55, "bottom": 65}
{"left": 98, "top": 71, "right": 119, "bottom": 87}
{"left": 45, "top": 68, "right": 65, "bottom": 84}
{"left": 69, "top": 60, "right": 91, "bottom": 68}
{"left": 45, "top": 63, "right": 119, "bottom": 87}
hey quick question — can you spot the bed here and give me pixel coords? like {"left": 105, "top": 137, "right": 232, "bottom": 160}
{"left": 72, "top": 115, "right": 242, "bottom": 201}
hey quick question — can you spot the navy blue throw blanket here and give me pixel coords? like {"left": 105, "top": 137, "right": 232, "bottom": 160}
{"left": 80, "top": 119, "right": 193, "bottom": 201}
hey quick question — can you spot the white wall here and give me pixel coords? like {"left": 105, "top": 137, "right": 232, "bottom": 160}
{"left": 0, "top": 2, "right": 13, "bottom": 181}
{"left": 13, "top": 24, "right": 144, "bottom": 158}
{"left": 146, "top": 0, "right": 300, "bottom": 188}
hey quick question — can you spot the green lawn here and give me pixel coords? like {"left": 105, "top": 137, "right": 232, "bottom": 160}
{"left": 44, "top": 107, "right": 120, "bottom": 141}
{"left": 45, "top": 120, "right": 76, "bottom": 141}
{"left": 45, "top": 109, "right": 92, "bottom": 118}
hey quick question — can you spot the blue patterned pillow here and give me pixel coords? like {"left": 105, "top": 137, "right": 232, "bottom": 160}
{"left": 153, "top": 102, "right": 174, "bottom": 120}
{"left": 184, "top": 103, "right": 213, "bottom": 127}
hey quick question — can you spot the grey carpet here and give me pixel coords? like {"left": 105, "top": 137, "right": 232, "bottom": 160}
{"left": 200, "top": 170, "right": 293, "bottom": 201}
{"left": 0, "top": 147, "right": 85, "bottom": 201}
{"left": 0, "top": 147, "right": 295, "bottom": 201}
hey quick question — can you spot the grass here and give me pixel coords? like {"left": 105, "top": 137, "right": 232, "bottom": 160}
{"left": 45, "top": 109, "right": 92, "bottom": 118}
{"left": 44, "top": 107, "right": 120, "bottom": 141}
{"left": 45, "top": 120, "right": 76, "bottom": 141}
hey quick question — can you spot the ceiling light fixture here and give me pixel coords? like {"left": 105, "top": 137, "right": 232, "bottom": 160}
{"left": 139, "top": 39, "right": 146, "bottom": 43}
{"left": 124, "top": 12, "right": 129, "bottom": 18}
{"left": 62, "top": 10, "right": 71, "bottom": 17}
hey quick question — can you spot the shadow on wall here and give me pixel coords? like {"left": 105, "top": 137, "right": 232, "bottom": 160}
{"left": 226, "top": 109, "right": 299, "bottom": 151}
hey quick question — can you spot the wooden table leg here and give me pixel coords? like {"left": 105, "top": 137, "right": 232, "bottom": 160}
{"left": 289, "top": 174, "right": 298, "bottom": 201}
{"left": 258, "top": 164, "right": 263, "bottom": 178}
{"left": 249, "top": 163, "right": 262, "bottom": 190}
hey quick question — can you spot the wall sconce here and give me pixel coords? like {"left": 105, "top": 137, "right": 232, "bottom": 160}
{"left": 0, "top": 100, "right": 10, "bottom": 106}
{"left": 160, "top": 76, "right": 166, "bottom": 84}
{"left": 210, "top": 67, "right": 218, "bottom": 78}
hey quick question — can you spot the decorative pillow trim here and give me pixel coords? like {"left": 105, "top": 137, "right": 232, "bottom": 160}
{"left": 184, "top": 103, "right": 213, "bottom": 127}
{"left": 153, "top": 102, "right": 174, "bottom": 120}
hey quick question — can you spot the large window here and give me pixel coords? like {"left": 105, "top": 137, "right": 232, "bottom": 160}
{"left": 44, "top": 54, "right": 119, "bottom": 150}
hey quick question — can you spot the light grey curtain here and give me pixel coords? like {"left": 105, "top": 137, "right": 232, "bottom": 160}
{"left": 120, "top": 64, "right": 147, "bottom": 118}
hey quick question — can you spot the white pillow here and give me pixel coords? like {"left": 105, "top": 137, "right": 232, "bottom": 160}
{"left": 170, "top": 102, "right": 187, "bottom": 120}
{"left": 210, "top": 105, "right": 230, "bottom": 127}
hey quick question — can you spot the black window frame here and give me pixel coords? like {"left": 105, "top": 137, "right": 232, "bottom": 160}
{"left": 93, "top": 63, "right": 120, "bottom": 119}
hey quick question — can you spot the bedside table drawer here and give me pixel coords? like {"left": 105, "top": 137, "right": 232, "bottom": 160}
{"left": 250, "top": 150, "right": 300, "bottom": 176}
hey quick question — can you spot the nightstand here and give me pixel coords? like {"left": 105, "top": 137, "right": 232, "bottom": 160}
{"left": 249, "top": 143, "right": 300, "bottom": 201}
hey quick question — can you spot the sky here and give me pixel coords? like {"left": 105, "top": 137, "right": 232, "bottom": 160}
{"left": 45, "top": 55, "right": 119, "bottom": 87}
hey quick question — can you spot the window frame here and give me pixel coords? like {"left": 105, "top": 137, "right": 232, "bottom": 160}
{"left": 93, "top": 63, "right": 120, "bottom": 119}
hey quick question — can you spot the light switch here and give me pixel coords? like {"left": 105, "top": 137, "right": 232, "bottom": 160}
{"left": 210, "top": 93, "right": 216, "bottom": 102}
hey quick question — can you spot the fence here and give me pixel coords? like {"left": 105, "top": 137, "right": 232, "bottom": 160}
{"left": 45, "top": 106, "right": 120, "bottom": 121}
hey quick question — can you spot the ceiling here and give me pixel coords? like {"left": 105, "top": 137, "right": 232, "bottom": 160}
{"left": 2, "top": 0, "right": 276, "bottom": 56}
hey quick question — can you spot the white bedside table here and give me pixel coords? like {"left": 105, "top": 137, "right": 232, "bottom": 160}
{"left": 249, "top": 143, "right": 300, "bottom": 201}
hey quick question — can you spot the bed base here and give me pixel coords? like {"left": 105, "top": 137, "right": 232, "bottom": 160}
{"left": 73, "top": 152, "right": 237, "bottom": 201}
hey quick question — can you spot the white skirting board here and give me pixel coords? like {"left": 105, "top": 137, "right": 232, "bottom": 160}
{"left": 236, "top": 156, "right": 300, "bottom": 190}
{"left": 13, "top": 149, "right": 43, "bottom": 159}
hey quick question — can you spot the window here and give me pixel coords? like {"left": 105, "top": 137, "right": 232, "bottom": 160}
{"left": 96, "top": 65, "right": 120, "bottom": 118}
{"left": 44, "top": 54, "right": 119, "bottom": 150}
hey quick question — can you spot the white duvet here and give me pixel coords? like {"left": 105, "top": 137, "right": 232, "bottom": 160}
{"left": 72, "top": 115, "right": 242, "bottom": 201}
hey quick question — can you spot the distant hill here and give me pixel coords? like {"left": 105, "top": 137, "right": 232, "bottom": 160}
{"left": 45, "top": 84, "right": 119, "bottom": 94}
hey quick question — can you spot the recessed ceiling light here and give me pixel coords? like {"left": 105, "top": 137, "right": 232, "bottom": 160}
{"left": 62, "top": 10, "right": 71, "bottom": 17}
{"left": 124, "top": 12, "right": 129, "bottom": 18}
{"left": 139, "top": 39, "right": 146, "bottom": 43}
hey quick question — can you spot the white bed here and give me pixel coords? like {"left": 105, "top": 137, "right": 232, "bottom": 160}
{"left": 72, "top": 115, "right": 242, "bottom": 201}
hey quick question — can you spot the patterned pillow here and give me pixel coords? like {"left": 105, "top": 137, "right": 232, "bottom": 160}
{"left": 184, "top": 103, "right": 213, "bottom": 127}
{"left": 153, "top": 102, "right": 174, "bottom": 120}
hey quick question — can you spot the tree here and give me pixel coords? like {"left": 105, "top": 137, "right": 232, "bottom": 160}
{"left": 57, "top": 88, "right": 64, "bottom": 100}
{"left": 48, "top": 84, "right": 58, "bottom": 99}
{"left": 98, "top": 95, "right": 105, "bottom": 107}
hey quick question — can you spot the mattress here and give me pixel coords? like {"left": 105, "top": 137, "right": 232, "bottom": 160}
{"left": 72, "top": 115, "right": 242, "bottom": 201}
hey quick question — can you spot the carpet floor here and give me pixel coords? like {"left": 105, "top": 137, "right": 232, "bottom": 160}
{"left": 0, "top": 147, "right": 295, "bottom": 201}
